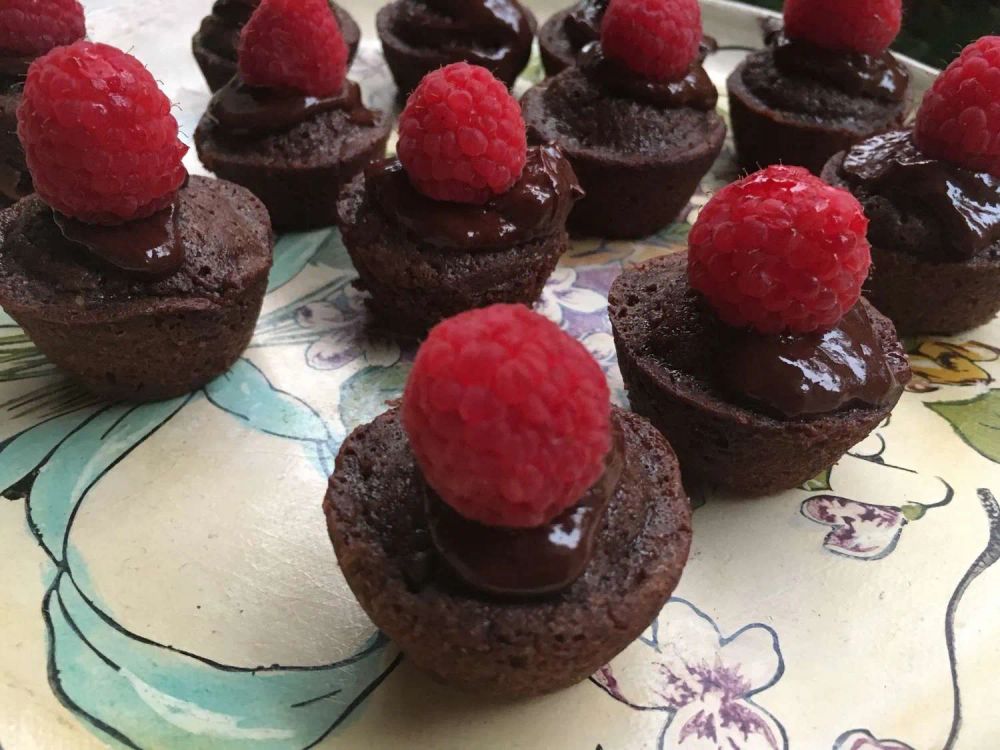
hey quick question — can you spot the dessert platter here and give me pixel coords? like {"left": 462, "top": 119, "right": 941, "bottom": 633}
{"left": 1, "top": 1, "right": 998, "bottom": 749}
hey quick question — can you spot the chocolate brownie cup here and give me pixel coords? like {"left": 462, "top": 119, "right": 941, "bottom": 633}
{"left": 325, "top": 305, "right": 691, "bottom": 697}
{"left": 728, "top": 18, "right": 910, "bottom": 175}
{"left": 192, "top": 0, "right": 360, "bottom": 93}
{"left": 376, "top": 0, "right": 536, "bottom": 97}
{"left": 522, "top": 51, "right": 725, "bottom": 239}
{"left": 611, "top": 254, "right": 908, "bottom": 495}
{"left": 195, "top": 0, "right": 390, "bottom": 230}
{"left": 0, "top": 177, "right": 272, "bottom": 401}
{"left": 0, "top": 70, "right": 31, "bottom": 209}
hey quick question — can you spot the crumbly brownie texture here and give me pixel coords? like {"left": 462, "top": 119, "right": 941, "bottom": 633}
{"left": 192, "top": 2, "right": 360, "bottom": 93}
{"left": 823, "top": 151, "right": 1000, "bottom": 334}
{"left": 337, "top": 173, "right": 569, "bottom": 336}
{"left": 609, "top": 253, "right": 910, "bottom": 496}
{"left": 728, "top": 50, "right": 908, "bottom": 175}
{"left": 0, "top": 176, "right": 273, "bottom": 400}
{"left": 522, "top": 68, "right": 726, "bottom": 238}
{"left": 324, "top": 406, "right": 692, "bottom": 698}
{"left": 195, "top": 104, "right": 391, "bottom": 230}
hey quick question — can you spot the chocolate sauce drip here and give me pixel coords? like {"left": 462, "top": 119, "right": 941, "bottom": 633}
{"left": 391, "top": 0, "right": 532, "bottom": 63}
{"left": 724, "top": 305, "right": 902, "bottom": 417}
{"left": 367, "top": 144, "right": 584, "bottom": 251}
{"left": 564, "top": 0, "right": 608, "bottom": 48}
{"left": 764, "top": 20, "right": 908, "bottom": 103}
{"left": 207, "top": 77, "right": 374, "bottom": 137}
{"left": 54, "top": 204, "right": 185, "bottom": 277}
{"left": 841, "top": 130, "right": 1000, "bottom": 261}
{"left": 424, "top": 420, "right": 625, "bottom": 598}
{"left": 579, "top": 42, "right": 718, "bottom": 110}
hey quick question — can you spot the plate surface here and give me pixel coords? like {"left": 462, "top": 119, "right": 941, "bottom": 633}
{"left": 1, "top": 2, "right": 997, "bottom": 749}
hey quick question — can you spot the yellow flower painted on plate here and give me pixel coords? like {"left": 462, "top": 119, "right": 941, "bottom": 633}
{"left": 907, "top": 340, "right": 1000, "bottom": 392}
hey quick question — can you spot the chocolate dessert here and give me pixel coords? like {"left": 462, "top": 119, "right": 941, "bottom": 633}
{"left": 195, "top": 0, "right": 390, "bottom": 230}
{"left": 522, "top": 28, "right": 725, "bottom": 238}
{"left": 0, "top": 178, "right": 272, "bottom": 400}
{"left": 728, "top": 16, "right": 910, "bottom": 175}
{"left": 376, "top": 0, "right": 536, "bottom": 96}
{"left": 325, "top": 305, "right": 692, "bottom": 697}
{"left": 192, "top": 0, "right": 360, "bottom": 93}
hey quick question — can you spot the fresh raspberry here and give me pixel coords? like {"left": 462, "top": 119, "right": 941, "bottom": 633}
{"left": 239, "top": 0, "right": 348, "bottom": 97}
{"left": 17, "top": 42, "right": 188, "bottom": 225}
{"left": 600, "top": 0, "right": 702, "bottom": 83}
{"left": 402, "top": 304, "right": 612, "bottom": 529}
{"left": 914, "top": 36, "right": 1000, "bottom": 177}
{"left": 396, "top": 63, "right": 527, "bottom": 204}
{"left": 688, "top": 166, "right": 871, "bottom": 334}
{"left": 0, "top": 0, "right": 85, "bottom": 58}
{"left": 784, "top": 0, "right": 902, "bottom": 55}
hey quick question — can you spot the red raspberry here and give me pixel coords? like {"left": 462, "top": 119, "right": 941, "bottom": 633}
{"left": 402, "top": 304, "right": 612, "bottom": 529}
{"left": 688, "top": 166, "right": 871, "bottom": 334}
{"left": 239, "top": 0, "right": 348, "bottom": 97}
{"left": 0, "top": 0, "right": 85, "bottom": 58}
{"left": 784, "top": 0, "right": 902, "bottom": 55}
{"left": 600, "top": 0, "right": 702, "bottom": 83}
{"left": 17, "top": 42, "right": 188, "bottom": 225}
{"left": 914, "top": 36, "right": 1000, "bottom": 177}
{"left": 396, "top": 63, "right": 527, "bottom": 204}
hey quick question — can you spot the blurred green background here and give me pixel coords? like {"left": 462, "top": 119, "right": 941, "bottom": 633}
{"left": 745, "top": 0, "right": 999, "bottom": 67}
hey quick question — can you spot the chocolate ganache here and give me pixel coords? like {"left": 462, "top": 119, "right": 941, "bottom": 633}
{"left": 564, "top": 0, "right": 607, "bottom": 49}
{"left": 764, "top": 20, "right": 908, "bottom": 103}
{"left": 840, "top": 129, "right": 1000, "bottom": 261}
{"left": 723, "top": 305, "right": 902, "bottom": 417}
{"left": 197, "top": 0, "right": 255, "bottom": 60}
{"left": 424, "top": 418, "right": 625, "bottom": 597}
{"left": 207, "top": 77, "right": 374, "bottom": 137}
{"left": 367, "top": 144, "right": 583, "bottom": 251}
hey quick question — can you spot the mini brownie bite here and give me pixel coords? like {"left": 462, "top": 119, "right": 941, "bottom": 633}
{"left": 339, "top": 63, "right": 582, "bottom": 335}
{"left": 192, "top": 0, "right": 360, "bottom": 93}
{"left": 325, "top": 305, "right": 692, "bottom": 697}
{"left": 195, "top": 0, "right": 390, "bottom": 230}
{"left": 610, "top": 166, "right": 910, "bottom": 496}
{"left": 522, "top": 0, "right": 726, "bottom": 239}
{"left": 377, "top": 0, "right": 536, "bottom": 97}
{"left": 728, "top": 0, "right": 910, "bottom": 175}
{"left": 0, "top": 0, "right": 85, "bottom": 208}
{"left": 823, "top": 37, "right": 1000, "bottom": 335}
{"left": 0, "top": 42, "right": 272, "bottom": 402}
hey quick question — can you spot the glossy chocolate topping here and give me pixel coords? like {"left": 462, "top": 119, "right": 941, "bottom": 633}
{"left": 765, "top": 20, "right": 908, "bottom": 103}
{"left": 579, "top": 42, "right": 718, "bottom": 110}
{"left": 367, "top": 144, "right": 583, "bottom": 251}
{"left": 207, "top": 77, "right": 374, "bottom": 137}
{"left": 391, "top": 0, "right": 532, "bottom": 62}
{"left": 841, "top": 130, "right": 1000, "bottom": 261}
{"left": 564, "top": 0, "right": 608, "bottom": 48}
{"left": 424, "top": 419, "right": 625, "bottom": 598}
{"left": 724, "top": 305, "right": 902, "bottom": 417}
{"left": 53, "top": 203, "right": 185, "bottom": 278}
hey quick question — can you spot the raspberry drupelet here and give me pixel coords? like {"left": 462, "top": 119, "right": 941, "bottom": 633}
{"left": 195, "top": 0, "right": 390, "bottom": 230}
{"left": 601, "top": 0, "right": 702, "bottom": 83}
{"left": 337, "top": 64, "right": 582, "bottom": 336}
{"left": 0, "top": 42, "right": 274, "bottom": 401}
{"left": 609, "top": 166, "right": 909, "bottom": 495}
{"left": 325, "top": 304, "right": 692, "bottom": 696}
{"left": 727, "top": 0, "right": 910, "bottom": 175}
{"left": 822, "top": 36, "right": 1000, "bottom": 335}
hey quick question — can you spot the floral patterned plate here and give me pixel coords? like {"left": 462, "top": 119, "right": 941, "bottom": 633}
{"left": 1, "top": 2, "right": 997, "bottom": 749}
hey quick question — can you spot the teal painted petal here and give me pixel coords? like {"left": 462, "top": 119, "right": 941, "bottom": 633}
{"left": 0, "top": 307, "right": 14, "bottom": 326}
{"left": 800, "top": 467, "right": 833, "bottom": 492}
{"left": 204, "top": 359, "right": 330, "bottom": 443}
{"left": 339, "top": 364, "right": 411, "bottom": 435}
{"left": 30, "top": 398, "right": 190, "bottom": 561}
{"left": 267, "top": 229, "right": 336, "bottom": 294}
{"left": 48, "top": 572, "right": 394, "bottom": 750}
{"left": 0, "top": 407, "right": 101, "bottom": 498}
{"left": 927, "top": 389, "right": 1000, "bottom": 464}
{"left": 310, "top": 229, "right": 352, "bottom": 271}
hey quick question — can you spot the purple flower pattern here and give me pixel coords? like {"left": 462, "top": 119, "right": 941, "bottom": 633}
{"left": 832, "top": 729, "right": 915, "bottom": 750}
{"left": 801, "top": 496, "right": 907, "bottom": 561}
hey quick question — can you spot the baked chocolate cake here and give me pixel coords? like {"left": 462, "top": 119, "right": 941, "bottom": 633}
{"left": 728, "top": 17, "right": 910, "bottom": 175}
{"left": 523, "top": 1, "right": 725, "bottom": 239}
{"left": 377, "top": 0, "right": 536, "bottom": 96}
{"left": 325, "top": 305, "right": 691, "bottom": 697}
{"left": 192, "top": 0, "right": 360, "bottom": 93}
